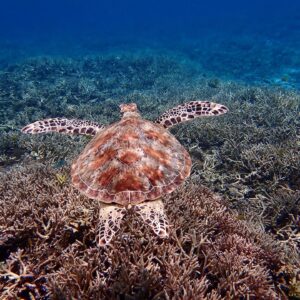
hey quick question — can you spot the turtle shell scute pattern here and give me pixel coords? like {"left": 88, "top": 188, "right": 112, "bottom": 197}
{"left": 71, "top": 117, "right": 192, "bottom": 205}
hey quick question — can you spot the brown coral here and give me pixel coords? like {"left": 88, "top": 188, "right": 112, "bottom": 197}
{"left": 0, "top": 52, "right": 299, "bottom": 299}
{"left": 0, "top": 163, "right": 297, "bottom": 299}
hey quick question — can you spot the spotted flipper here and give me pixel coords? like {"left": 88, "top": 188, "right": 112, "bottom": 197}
{"left": 21, "top": 118, "right": 105, "bottom": 136}
{"left": 155, "top": 101, "right": 228, "bottom": 129}
{"left": 97, "top": 203, "right": 126, "bottom": 247}
{"left": 135, "top": 199, "right": 169, "bottom": 238}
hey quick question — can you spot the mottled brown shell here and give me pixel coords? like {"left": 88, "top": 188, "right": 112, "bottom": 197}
{"left": 71, "top": 117, "right": 191, "bottom": 205}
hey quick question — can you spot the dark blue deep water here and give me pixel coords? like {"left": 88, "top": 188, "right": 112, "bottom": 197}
{"left": 0, "top": 0, "right": 300, "bottom": 87}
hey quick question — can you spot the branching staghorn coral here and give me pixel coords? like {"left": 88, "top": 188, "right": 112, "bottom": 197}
{"left": 0, "top": 164, "right": 298, "bottom": 299}
{"left": 0, "top": 52, "right": 300, "bottom": 298}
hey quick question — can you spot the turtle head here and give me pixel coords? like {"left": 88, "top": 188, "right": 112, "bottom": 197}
{"left": 119, "top": 103, "right": 141, "bottom": 118}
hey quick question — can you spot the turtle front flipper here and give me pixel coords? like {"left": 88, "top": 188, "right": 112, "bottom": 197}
{"left": 135, "top": 199, "right": 169, "bottom": 238}
{"left": 21, "top": 118, "right": 105, "bottom": 136}
{"left": 97, "top": 203, "right": 127, "bottom": 247}
{"left": 155, "top": 101, "right": 228, "bottom": 129}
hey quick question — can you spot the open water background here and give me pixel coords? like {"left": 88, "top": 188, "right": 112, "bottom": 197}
{"left": 0, "top": 0, "right": 299, "bottom": 88}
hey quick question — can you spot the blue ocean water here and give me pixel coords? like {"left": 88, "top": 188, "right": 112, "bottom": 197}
{"left": 0, "top": 0, "right": 299, "bottom": 87}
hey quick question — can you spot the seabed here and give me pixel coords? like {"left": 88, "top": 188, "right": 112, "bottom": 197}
{"left": 0, "top": 36, "right": 299, "bottom": 299}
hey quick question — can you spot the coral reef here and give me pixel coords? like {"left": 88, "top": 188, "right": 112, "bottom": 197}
{"left": 179, "top": 86, "right": 300, "bottom": 249}
{"left": 0, "top": 164, "right": 298, "bottom": 299}
{"left": 0, "top": 51, "right": 299, "bottom": 298}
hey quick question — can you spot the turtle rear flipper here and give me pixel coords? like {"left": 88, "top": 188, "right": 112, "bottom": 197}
{"left": 135, "top": 199, "right": 169, "bottom": 238}
{"left": 155, "top": 101, "right": 228, "bottom": 129}
{"left": 97, "top": 203, "right": 126, "bottom": 247}
{"left": 21, "top": 118, "right": 105, "bottom": 136}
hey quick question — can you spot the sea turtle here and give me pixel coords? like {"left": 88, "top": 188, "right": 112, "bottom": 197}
{"left": 21, "top": 101, "right": 228, "bottom": 246}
